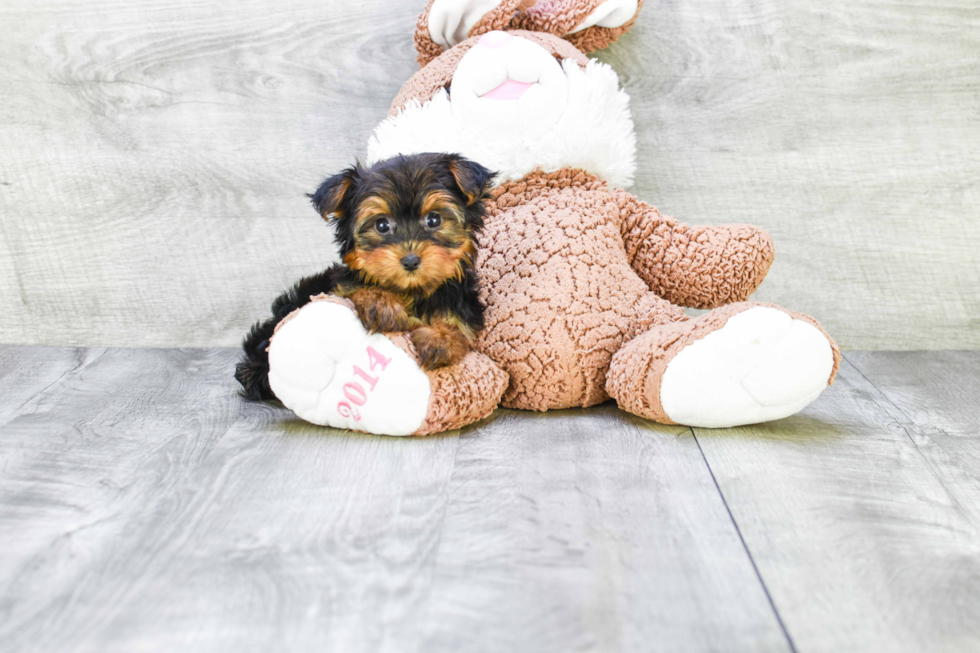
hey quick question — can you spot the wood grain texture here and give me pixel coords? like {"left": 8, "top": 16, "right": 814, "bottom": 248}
{"left": 0, "top": 347, "right": 793, "bottom": 653}
{"left": 0, "top": 348, "right": 250, "bottom": 651}
{"left": 693, "top": 357, "right": 980, "bottom": 652}
{"left": 0, "top": 347, "right": 461, "bottom": 653}
{"left": 2, "top": 348, "right": 980, "bottom": 650}
{"left": 415, "top": 407, "right": 791, "bottom": 653}
{"left": 1, "top": 0, "right": 979, "bottom": 348}
{"left": 845, "top": 351, "right": 980, "bottom": 473}
{"left": 0, "top": 0, "right": 420, "bottom": 347}
{"left": 0, "top": 345, "right": 96, "bottom": 426}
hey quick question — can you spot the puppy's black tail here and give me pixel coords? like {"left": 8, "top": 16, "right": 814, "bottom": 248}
{"left": 235, "top": 266, "right": 344, "bottom": 402}
{"left": 235, "top": 317, "right": 279, "bottom": 401}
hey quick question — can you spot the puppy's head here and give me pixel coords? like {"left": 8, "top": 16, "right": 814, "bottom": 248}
{"left": 310, "top": 153, "right": 494, "bottom": 295}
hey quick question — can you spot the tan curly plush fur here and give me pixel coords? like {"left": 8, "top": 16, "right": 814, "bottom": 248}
{"left": 385, "top": 331, "right": 511, "bottom": 435}
{"left": 373, "top": 5, "right": 840, "bottom": 425}
{"left": 478, "top": 168, "right": 788, "bottom": 411}
{"left": 512, "top": 0, "right": 644, "bottom": 55}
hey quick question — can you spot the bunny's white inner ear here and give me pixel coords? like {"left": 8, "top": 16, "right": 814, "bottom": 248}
{"left": 567, "top": 0, "right": 638, "bottom": 34}
{"left": 428, "top": 0, "right": 507, "bottom": 49}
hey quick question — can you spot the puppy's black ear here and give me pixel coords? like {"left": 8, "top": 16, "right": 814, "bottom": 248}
{"left": 309, "top": 167, "right": 357, "bottom": 221}
{"left": 447, "top": 155, "right": 495, "bottom": 206}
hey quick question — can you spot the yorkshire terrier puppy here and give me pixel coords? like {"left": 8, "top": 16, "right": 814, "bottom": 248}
{"left": 235, "top": 153, "right": 494, "bottom": 401}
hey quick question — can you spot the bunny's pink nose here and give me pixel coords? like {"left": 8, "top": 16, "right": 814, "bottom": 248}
{"left": 477, "top": 31, "right": 513, "bottom": 49}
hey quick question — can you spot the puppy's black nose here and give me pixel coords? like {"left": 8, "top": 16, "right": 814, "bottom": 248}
{"left": 401, "top": 253, "right": 421, "bottom": 271}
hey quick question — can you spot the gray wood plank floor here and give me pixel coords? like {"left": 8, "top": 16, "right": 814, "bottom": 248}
{"left": 0, "top": 346, "right": 978, "bottom": 652}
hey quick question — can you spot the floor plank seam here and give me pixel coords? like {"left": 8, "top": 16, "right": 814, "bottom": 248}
{"left": 690, "top": 427, "right": 799, "bottom": 653}
{"left": 842, "top": 354, "right": 978, "bottom": 518}
{"left": 842, "top": 355, "right": 948, "bottom": 456}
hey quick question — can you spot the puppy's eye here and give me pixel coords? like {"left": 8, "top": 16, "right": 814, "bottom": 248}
{"left": 374, "top": 216, "right": 391, "bottom": 234}
{"left": 424, "top": 212, "right": 442, "bottom": 229}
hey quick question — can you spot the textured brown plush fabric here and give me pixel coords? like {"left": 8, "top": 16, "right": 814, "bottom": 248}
{"left": 617, "top": 191, "right": 775, "bottom": 309}
{"left": 479, "top": 168, "right": 703, "bottom": 411}
{"left": 513, "top": 0, "right": 644, "bottom": 54}
{"left": 415, "top": 0, "right": 533, "bottom": 68}
{"left": 392, "top": 30, "right": 589, "bottom": 117}
{"left": 415, "top": 350, "right": 510, "bottom": 434}
{"left": 469, "top": 0, "right": 538, "bottom": 41}
{"left": 414, "top": 0, "right": 643, "bottom": 66}
{"left": 414, "top": 0, "right": 444, "bottom": 68}
{"left": 383, "top": 332, "right": 509, "bottom": 435}
{"left": 606, "top": 302, "right": 842, "bottom": 423}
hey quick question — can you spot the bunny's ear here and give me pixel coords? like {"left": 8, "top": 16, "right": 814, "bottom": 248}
{"left": 414, "top": 0, "right": 531, "bottom": 67}
{"left": 513, "top": 0, "right": 644, "bottom": 54}
{"left": 413, "top": 0, "right": 644, "bottom": 68}
{"left": 309, "top": 167, "right": 358, "bottom": 221}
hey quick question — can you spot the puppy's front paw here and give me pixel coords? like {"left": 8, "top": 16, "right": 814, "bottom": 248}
{"left": 350, "top": 288, "right": 412, "bottom": 333}
{"left": 411, "top": 323, "right": 471, "bottom": 370}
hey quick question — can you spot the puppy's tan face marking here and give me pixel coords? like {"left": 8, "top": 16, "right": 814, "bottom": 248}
{"left": 343, "top": 172, "right": 478, "bottom": 295}
{"left": 420, "top": 190, "right": 470, "bottom": 249}
{"left": 344, "top": 238, "right": 475, "bottom": 296}
{"left": 355, "top": 195, "right": 392, "bottom": 227}
{"left": 421, "top": 190, "right": 461, "bottom": 218}
{"left": 353, "top": 191, "right": 398, "bottom": 250}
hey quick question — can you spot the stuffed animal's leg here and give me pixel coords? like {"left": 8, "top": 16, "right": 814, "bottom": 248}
{"left": 617, "top": 191, "right": 775, "bottom": 310}
{"left": 624, "top": 291, "right": 689, "bottom": 342}
{"left": 267, "top": 295, "right": 508, "bottom": 436}
{"left": 607, "top": 302, "right": 840, "bottom": 428}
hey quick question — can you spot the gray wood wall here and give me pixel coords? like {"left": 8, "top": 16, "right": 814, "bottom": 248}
{"left": 1, "top": 0, "right": 978, "bottom": 349}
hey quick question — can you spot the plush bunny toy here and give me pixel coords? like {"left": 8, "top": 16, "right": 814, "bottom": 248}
{"left": 266, "top": 0, "right": 840, "bottom": 435}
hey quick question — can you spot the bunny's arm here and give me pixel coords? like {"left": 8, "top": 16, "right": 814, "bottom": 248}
{"left": 616, "top": 190, "right": 775, "bottom": 309}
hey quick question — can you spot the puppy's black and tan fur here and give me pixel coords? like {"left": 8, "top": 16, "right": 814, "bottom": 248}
{"left": 235, "top": 153, "right": 494, "bottom": 401}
